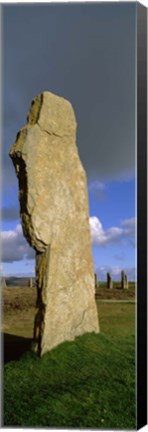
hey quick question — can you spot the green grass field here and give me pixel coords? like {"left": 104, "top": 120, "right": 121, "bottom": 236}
{"left": 3, "top": 302, "right": 136, "bottom": 428}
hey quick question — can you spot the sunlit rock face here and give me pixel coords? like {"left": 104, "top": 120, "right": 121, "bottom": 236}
{"left": 9, "top": 91, "right": 99, "bottom": 355}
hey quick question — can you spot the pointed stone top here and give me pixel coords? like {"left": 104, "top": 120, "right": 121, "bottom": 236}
{"left": 9, "top": 91, "right": 79, "bottom": 252}
{"left": 27, "top": 91, "right": 77, "bottom": 137}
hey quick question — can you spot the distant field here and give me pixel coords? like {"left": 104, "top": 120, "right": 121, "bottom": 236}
{"left": 95, "top": 282, "right": 135, "bottom": 300}
{"left": 2, "top": 282, "right": 135, "bottom": 341}
{"left": 4, "top": 277, "right": 36, "bottom": 287}
{"left": 4, "top": 277, "right": 136, "bottom": 289}
{"left": 2, "top": 278, "right": 136, "bottom": 304}
{"left": 2, "top": 288, "right": 135, "bottom": 341}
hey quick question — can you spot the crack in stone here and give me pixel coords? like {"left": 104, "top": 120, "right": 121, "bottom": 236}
{"left": 37, "top": 121, "right": 70, "bottom": 139}
{"left": 74, "top": 308, "right": 88, "bottom": 331}
{"left": 32, "top": 246, "right": 50, "bottom": 356}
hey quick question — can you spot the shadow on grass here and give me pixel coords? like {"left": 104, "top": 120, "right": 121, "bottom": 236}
{"left": 2, "top": 333, "right": 32, "bottom": 364}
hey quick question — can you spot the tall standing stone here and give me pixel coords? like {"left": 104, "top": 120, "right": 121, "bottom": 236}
{"left": 107, "top": 272, "right": 113, "bottom": 289}
{"left": 9, "top": 91, "right": 100, "bottom": 356}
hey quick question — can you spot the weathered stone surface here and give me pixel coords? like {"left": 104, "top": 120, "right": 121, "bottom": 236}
{"left": 9, "top": 91, "right": 99, "bottom": 355}
{"left": 107, "top": 272, "right": 113, "bottom": 289}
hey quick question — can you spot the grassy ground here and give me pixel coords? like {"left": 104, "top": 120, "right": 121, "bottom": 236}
{"left": 2, "top": 292, "right": 136, "bottom": 429}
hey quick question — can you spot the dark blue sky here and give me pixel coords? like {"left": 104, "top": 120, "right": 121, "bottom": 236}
{"left": 1, "top": 3, "right": 136, "bottom": 280}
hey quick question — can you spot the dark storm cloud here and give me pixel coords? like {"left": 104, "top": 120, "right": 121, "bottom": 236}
{"left": 2, "top": 2, "right": 136, "bottom": 204}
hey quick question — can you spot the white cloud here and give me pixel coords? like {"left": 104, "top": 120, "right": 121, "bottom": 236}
{"left": 120, "top": 217, "right": 136, "bottom": 236}
{"left": 121, "top": 217, "right": 135, "bottom": 227}
{"left": 111, "top": 266, "right": 123, "bottom": 276}
{"left": 89, "top": 217, "right": 106, "bottom": 245}
{"left": 1, "top": 224, "right": 35, "bottom": 263}
{"left": 90, "top": 216, "right": 136, "bottom": 247}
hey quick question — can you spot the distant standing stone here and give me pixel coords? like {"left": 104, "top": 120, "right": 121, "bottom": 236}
{"left": 9, "top": 91, "right": 100, "bottom": 356}
{"left": 28, "top": 278, "right": 33, "bottom": 288}
{"left": 107, "top": 272, "right": 113, "bottom": 289}
{"left": 124, "top": 274, "right": 128, "bottom": 289}
{"left": 121, "top": 271, "right": 128, "bottom": 289}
